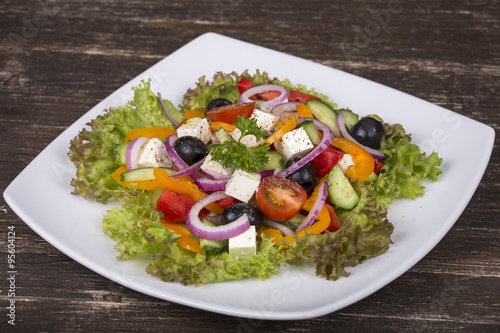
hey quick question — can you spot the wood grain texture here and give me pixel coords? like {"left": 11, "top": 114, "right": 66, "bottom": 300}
{"left": 1, "top": 0, "right": 499, "bottom": 332}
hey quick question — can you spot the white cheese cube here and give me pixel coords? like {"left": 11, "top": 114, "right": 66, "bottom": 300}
{"left": 250, "top": 109, "right": 280, "bottom": 134}
{"left": 137, "top": 138, "right": 173, "bottom": 168}
{"left": 225, "top": 169, "right": 261, "bottom": 203}
{"left": 279, "top": 127, "right": 314, "bottom": 161}
{"left": 230, "top": 128, "right": 263, "bottom": 147}
{"left": 229, "top": 225, "right": 256, "bottom": 259}
{"left": 176, "top": 117, "right": 211, "bottom": 144}
{"left": 337, "top": 154, "right": 355, "bottom": 173}
{"left": 200, "top": 152, "right": 234, "bottom": 177}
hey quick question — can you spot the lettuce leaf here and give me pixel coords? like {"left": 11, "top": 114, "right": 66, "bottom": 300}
{"left": 372, "top": 123, "right": 443, "bottom": 209}
{"left": 68, "top": 80, "right": 180, "bottom": 203}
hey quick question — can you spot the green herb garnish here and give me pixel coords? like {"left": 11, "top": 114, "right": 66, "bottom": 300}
{"left": 210, "top": 116, "right": 269, "bottom": 173}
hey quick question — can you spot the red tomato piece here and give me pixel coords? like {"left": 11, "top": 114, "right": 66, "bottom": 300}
{"left": 257, "top": 91, "right": 281, "bottom": 100}
{"left": 206, "top": 102, "right": 256, "bottom": 124}
{"left": 156, "top": 189, "right": 206, "bottom": 223}
{"left": 288, "top": 90, "right": 322, "bottom": 103}
{"left": 237, "top": 78, "right": 255, "bottom": 94}
{"left": 374, "top": 159, "right": 384, "bottom": 174}
{"left": 309, "top": 147, "right": 344, "bottom": 178}
{"left": 213, "top": 192, "right": 240, "bottom": 209}
{"left": 323, "top": 203, "right": 341, "bottom": 233}
{"left": 256, "top": 177, "right": 307, "bottom": 221}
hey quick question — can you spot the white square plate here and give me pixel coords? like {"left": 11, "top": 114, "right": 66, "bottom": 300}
{"left": 4, "top": 33, "right": 495, "bottom": 320}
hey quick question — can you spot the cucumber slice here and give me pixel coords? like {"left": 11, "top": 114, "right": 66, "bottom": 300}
{"left": 295, "top": 120, "right": 321, "bottom": 145}
{"left": 114, "top": 141, "right": 132, "bottom": 165}
{"left": 305, "top": 99, "right": 340, "bottom": 137}
{"left": 338, "top": 108, "right": 359, "bottom": 131}
{"left": 327, "top": 165, "right": 360, "bottom": 210}
{"left": 263, "top": 150, "right": 285, "bottom": 170}
{"left": 199, "top": 218, "right": 228, "bottom": 255}
{"left": 214, "top": 127, "right": 235, "bottom": 144}
{"left": 120, "top": 167, "right": 176, "bottom": 182}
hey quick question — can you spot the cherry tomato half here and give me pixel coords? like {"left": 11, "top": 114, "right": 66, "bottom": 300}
{"left": 256, "top": 177, "right": 307, "bottom": 222}
{"left": 213, "top": 191, "right": 240, "bottom": 209}
{"left": 288, "top": 90, "right": 321, "bottom": 103}
{"left": 309, "top": 146, "right": 344, "bottom": 178}
{"left": 237, "top": 78, "right": 255, "bottom": 94}
{"left": 206, "top": 102, "right": 255, "bottom": 124}
{"left": 156, "top": 189, "right": 206, "bottom": 223}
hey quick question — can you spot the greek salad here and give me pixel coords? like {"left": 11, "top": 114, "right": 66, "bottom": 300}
{"left": 68, "top": 71, "right": 443, "bottom": 286}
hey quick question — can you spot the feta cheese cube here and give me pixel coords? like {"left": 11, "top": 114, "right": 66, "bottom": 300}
{"left": 250, "top": 109, "right": 280, "bottom": 134}
{"left": 229, "top": 225, "right": 256, "bottom": 259}
{"left": 230, "top": 128, "right": 263, "bottom": 147}
{"left": 137, "top": 138, "right": 173, "bottom": 168}
{"left": 200, "top": 152, "right": 233, "bottom": 177}
{"left": 337, "top": 154, "right": 355, "bottom": 173}
{"left": 225, "top": 169, "right": 261, "bottom": 203}
{"left": 176, "top": 117, "right": 211, "bottom": 144}
{"left": 279, "top": 127, "right": 314, "bottom": 161}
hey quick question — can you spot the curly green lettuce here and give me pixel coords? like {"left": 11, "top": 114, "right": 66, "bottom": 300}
{"left": 68, "top": 80, "right": 183, "bottom": 203}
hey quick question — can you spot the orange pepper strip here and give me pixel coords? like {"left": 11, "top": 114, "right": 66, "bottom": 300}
{"left": 153, "top": 168, "right": 223, "bottom": 214}
{"left": 123, "top": 126, "right": 176, "bottom": 143}
{"left": 177, "top": 236, "right": 202, "bottom": 253}
{"left": 113, "top": 165, "right": 131, "bottom": 187}
{"left": 331, "top": 138, "right": 374, "bottom": 181}
{"left": 296, "top": 104, "right": 314, "bottom": 118}
{"left": 263, "top": 113, "right": 299, "bottom": 145}
{"left": 184, "top": 108, "right": 205, "bottom": 120}
{"left": 258, "top": 226, "right": 285, "bottom": 247}
{"left": 162, "top": 221, "right": 202, "bottom": 253}
{"left": 209, "top": 121, "right": 237, "bottom": 133}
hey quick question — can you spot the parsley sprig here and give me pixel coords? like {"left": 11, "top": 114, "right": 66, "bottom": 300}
{"left": 209, "top": 116, "right": 269, "bottom": 173}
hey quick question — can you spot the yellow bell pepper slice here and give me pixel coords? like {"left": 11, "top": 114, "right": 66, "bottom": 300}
{"left": 296, "top": 104, "right": 314, "bottom": 118}
{"left": 162, "top": 222, "right": 201, "bottom": 253}
{"left": 184, "top": 108, "right": 206, "bottom": 120}
{"left": 124, "top": 126, "right": 176, "bottom": 142}
{"left": 209, "top": 121, "right": 237, "bottom": 133}
{"left": 112, "top": 165, "right": 193, "bottom": 190}
{"left": 263, "top": 113, "right": 299, "bottom": 145}
{"left": 331, "top": 138, "right": 374, "bottom": 181}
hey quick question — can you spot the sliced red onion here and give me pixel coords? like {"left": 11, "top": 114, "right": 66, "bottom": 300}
{"left": 337, "top": 112, "right": 385, "bottom": 159}
{"left": 164, "top": 134, "right": 202, "bottom": 180}
{"left": 295, "top": 181, "right": 328, "bottom": 233}
{"left": 276, "top": 119, "right": 334, "bottom": 178}
{"left": 240, "top": 84, "right": 289, "bottom": 112}
{"left": 125, "top": 137, "right": 149, "bottom": 170}
{"left": 270, "top": 101, "right": 303, "bottom": 117}
{"left": 263, "top": 217, "right": 294, "bottom": 236}
{"left": 259, "top": 169, "right": 274, "bottom": 178}
{"left": 170, "top": 158, "right": 205, "bottom": 179}
{"left": 157, "top": 92, "right": 179, "bottom": 127}
{"left": 186, "top": 191, "right": 250, "bottom": 241}
{"left": 202, "top": 168, "right": 231, "bottom": 181}
{"left": 195, "top": 177, "right": 228, "bottom": 191}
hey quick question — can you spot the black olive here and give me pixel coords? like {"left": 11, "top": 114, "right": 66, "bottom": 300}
{"left": 206, "top": 98, "right": 232, "bottom": 113}
{"left": 173, "top": 136, "right": 209, "bottom": 166}
{"left": 285, "top": 157, "right": 317, "bottom": 194}
{"left": 349, "top": 117, "right": 385, "bottom": 149}
{"left": 221, "top": 203, "right": 263, "bottom": 229}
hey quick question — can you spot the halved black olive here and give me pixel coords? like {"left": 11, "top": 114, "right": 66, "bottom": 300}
{"left": 173, "top": 136, "right": 209, "bottom": 166}
{"left": 285, "top": 157, "right": 317, "bottom": 194}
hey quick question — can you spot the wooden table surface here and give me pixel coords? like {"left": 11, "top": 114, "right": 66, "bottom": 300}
{"left": 1, "top": 0, "right": 499, "bottom": 332}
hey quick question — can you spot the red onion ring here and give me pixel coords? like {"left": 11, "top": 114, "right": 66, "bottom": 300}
{"left": 270, "top": 101, "right": 303, "bottom": 117}
{"left": 263, "top": 217, "right": 294, "bottom": 236}
{"left": 240, "top": 84, "right": 290, "bottom": 112}
{"left": 275, "top": 119, "right": 334, "bottom": 178}
{"left": 125, "top": 137, "right": 149, "bottom": 170}
{"left": 259, "top": 169, "right": 275, "bottom": 178}
{"left": 195, "top": 177, "right": 228, "bottom": 191}
{"left": 170, "top": 158, "right": 205, "bottom": 179}
{"left": 295, "top": 181, "right": 328, "bottom": 233}
{"left": 164, "top": 134, "right": 202, "bottom": 180}
{"left": 157, "top": 92, "right": 179, "bottom": 127}
{"left": 337, "top": 112, "right": 385, "bottom": 159}
{"left": 186, "top": 191, "right": 250, "bottom": 241}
